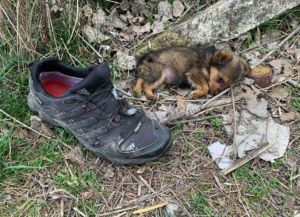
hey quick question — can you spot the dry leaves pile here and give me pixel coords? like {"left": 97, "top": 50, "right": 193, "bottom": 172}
{"left": 49, "top": 0, "right": 190, "bottom": 71}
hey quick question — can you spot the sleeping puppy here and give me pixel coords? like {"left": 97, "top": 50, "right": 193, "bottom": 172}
{"left": 133, "top": 46, "right": 251, "bottom": 100}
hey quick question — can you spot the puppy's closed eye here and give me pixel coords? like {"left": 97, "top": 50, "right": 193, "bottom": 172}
{"left": 217, "top": 76, "right": 224, "bottom": 84}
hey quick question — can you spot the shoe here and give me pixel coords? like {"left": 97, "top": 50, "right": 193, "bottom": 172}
{"left": 28, "top": 57, "right": 173, "bottom": 164}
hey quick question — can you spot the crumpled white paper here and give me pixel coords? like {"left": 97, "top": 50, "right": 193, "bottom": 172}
{"left": 222, "top": 95, "right": 290, "bottom": 162}
{"left": 208, "top": 142, "right": 233, "bottom": 169}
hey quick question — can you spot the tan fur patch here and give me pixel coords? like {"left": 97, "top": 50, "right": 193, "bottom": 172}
{"left": 152, "top": 68, "right": 167, "bottom": 89}
{"left": 209, "top": 67, "right": 221, "bottom": 94}
{"left": 143, "top": 82, "right": 157, "bottom": 100}
{"left": 133, "top": 78, "right": 145, "bottom": 97}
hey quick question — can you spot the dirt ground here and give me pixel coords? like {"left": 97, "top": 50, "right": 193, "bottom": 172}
{"left": 0, "top": 1, "right": 300, "bottom": 216}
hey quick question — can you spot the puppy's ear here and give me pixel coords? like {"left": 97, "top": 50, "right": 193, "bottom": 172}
{"left": 241, "top": 59, "right": 251, "bottom": 76}
{"left": 213, "top": 50, "right": 233, "bottom": 64}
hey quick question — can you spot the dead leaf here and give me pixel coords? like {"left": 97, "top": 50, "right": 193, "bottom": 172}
{"left": 65, "top": 146, "right": 86, "bottom": 168}
{"left": 280, "top": 111, "right": 300, "bottom": 122}
{"left": 83, "top": 25, "right": 110, "bottom": 43}
{"left": 120, "top": 0, "right": 130, "bottom": 12}
{"left": 1, "top": 194, "right": 11, "bottom": 201}
{"left": 126, "top": 10, "right": 134, "bottom": 21}
{"left": 83, "top": 5, "right": 93, "bottom": 17}
{"left": 104, "top": 168, "right": 115, "bottom": 178}
{"left": 111, "top": 8, "right": 127, "bottom": 29}
{"left": 17, "top": 129, "right": 28, "bottom": 139}
{"left": 51, "top": 5, "right": 63, "bottom": 13}
{"left": 286, "top": 48, "right": 300, "bottom": 60}
{"left": 261, "top": 29, "right": 281, "bottom": 44}
{"left": 116, "top": 50, "right": 136, "bottom": 71}
{"left": 267, "top": 42, "right": 278, "bottom": 50}
{"left": 137, "top": 167, "right": 146, "bottom": 174}
{"left": 131, "top": 0, "right": 149, "bottom": 17}
{"left": 284, "top": 197, "right": 295, "bottom": 209}
{"left": 176, "top": 96, "right": 186, "bottom": 114}
{"left": 241, "top": 85, "right": 254, "bottom": 94}
{"left": 92, "top": 8, "right": 106, "bottom": 27}
{"left": 0, "top": 126, "right": 9, "bottom": 136}
{"left": 246, "top": 95, "right": 268, "bottom": 118}
{"left": 140, "top": 22, "right": 151, "bottom": 33}
{"left": 285, "top": 160, "right": 297, "bottom": 171}
{"left": 186, "top": 103, "right": 201, "bottom": 116}
{"left": 158, "top": 104, "right": 168, "bottom": 112}
{"left": 244, "top": 52, "right": 261, "bottom": 66}
{"left": 173, "top": 0, "right": 185, "bottom": 18}
{"left": 119, "top": 26, "right": 134, "bottom": 41}
{"left": 269, "top": 58, "right": 292, "bottom": 75}
{"left": 132, "top": 24, "right": 141, "bottom": 34}
{"left": 269, "top": 87, "right": 289, "bottom": 99}
{"left": 132, "top": 16, "right": 145, "bottom": 24}
{"left": 30, "top": 116, "right": 52, "bottom": 136}
{"left": 81, "top": 191, "right": 94, "bottom": 201}
{"left": 152, "top": 21, "right": 165, "bottom": 34}
{"left": 166, "top": 203, "right": 180, "bottom": 216}
{"left": 158, "top": 1, "right": 172, "bottom": 20}
{"left": 147, "top": 111, "right": 169, "bottom": 122}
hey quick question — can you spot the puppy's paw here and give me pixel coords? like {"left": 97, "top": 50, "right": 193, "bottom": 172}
{"left": 133, "top": 91, "right": 141, "bottom": 98}
{"left": 188, "top": 91, "right": 200, "bottom": 99}
{"left": 146, "top": 94, "right": 157, "bottom": 101}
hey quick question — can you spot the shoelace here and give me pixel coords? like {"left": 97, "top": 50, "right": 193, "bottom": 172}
{"left": 80, "top": 86, "right": 139, "bottom": 124}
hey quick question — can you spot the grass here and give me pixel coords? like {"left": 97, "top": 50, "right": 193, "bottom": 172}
{"left": 1, "top": 0, "right": 300, "bottom": 216}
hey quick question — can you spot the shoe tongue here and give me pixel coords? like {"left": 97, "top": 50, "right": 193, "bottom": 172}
{"left": 63, "top": 62, "right": 111, "bottom": 96}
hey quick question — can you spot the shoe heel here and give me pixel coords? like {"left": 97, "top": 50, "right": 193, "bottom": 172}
{"left": 28, "top": 92, "right": 60, "bottom": 127}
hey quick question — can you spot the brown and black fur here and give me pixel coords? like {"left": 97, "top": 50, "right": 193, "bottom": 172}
{"left": 133, "top": 46, "right": 251, "bottom": 100}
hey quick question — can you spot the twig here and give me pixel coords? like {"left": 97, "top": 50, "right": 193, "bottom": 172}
{"left": 78, "top": 34, "right": 103, "bottom": 61}
{"left": 73, "top": 207, "right": 87, "bottom": 217}
{"left": 201, "top": 88, "right": 231, "bottom": 109}
{"left": 287, "top": 79, "right": 300, "bottom": 88}
{"left": 166, "top": 114, "right": 221, "bottom": 125}
{"left": 220, "top": 142, "right": 272, "bottom": 176}
{"left": 132, "top": 201, "right": 168, "bottom": 215}
{"left": 97, "top": 206, "right": 139, "bottom": 217}
{"left": 67, "top": 0, "right": 79, "bottom": 44}
{"left": 231, "top": 89, "right": 238, "bottom": 156}
{"left": 238, "top": 33, "right": 287, "bottom": 54}
{"left": 290, "top": 173, "right": 300, "bottom": 181}
{"left": 0, "top": 108, "right": 76, "bottom": 152}
{"left": 252, "top": 25, "right": 300, "bottom": 68}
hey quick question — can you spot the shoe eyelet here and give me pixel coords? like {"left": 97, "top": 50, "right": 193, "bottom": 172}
{"left": 68, "top": 119, "right": 74, "bottom": 124}
{"left": 114, "top": 115, "right": 121, "bottom": 123}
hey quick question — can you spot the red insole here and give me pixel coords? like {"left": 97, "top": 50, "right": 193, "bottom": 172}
{"left": 43, "top": 81, "right": 72, "bottom": 97}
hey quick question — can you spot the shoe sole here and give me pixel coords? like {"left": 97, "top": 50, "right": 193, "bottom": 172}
{"left": 28, "top": 92, "right": 173, "bottom": 164}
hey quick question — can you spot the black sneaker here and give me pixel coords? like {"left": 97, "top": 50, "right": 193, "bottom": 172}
{"left": 28, "top": 57, "right": 173, "bottom": 164}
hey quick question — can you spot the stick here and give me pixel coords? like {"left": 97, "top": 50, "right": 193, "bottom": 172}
{"left": 67, "top": 0, "right": 79, "bottom": 44}
{"left": 97, "top": 206, "right": 139, "bottom": 216}
{"left": 132, "top": 201, "right": 168, "bottom": 215}
{"left": 166, "top": 114, "right": 222, "bottom": 125}
{"left": 290, "top": 173, "right": 300, "bottom": 181}
{"left": 201, "top": 88, "right": 231, "bottom": 109}
{"left": 231, "top": 89, "right": 238, "bottom": 156}
{"left": 0, "top": 108, "right": 76, "bottom": 152}
{"left": 252, "top": 25, "right": 300, "bottom": 68}
{"left": 220, "top": 142, "right": 272, "bottom": 176}
{"left": 238, "top": 34, "right": 287, "bottom": 54}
